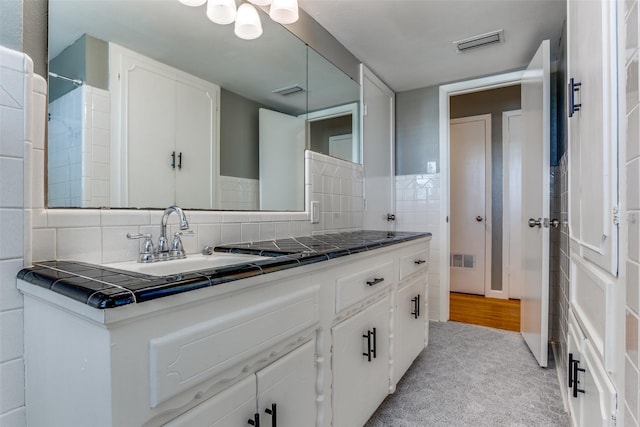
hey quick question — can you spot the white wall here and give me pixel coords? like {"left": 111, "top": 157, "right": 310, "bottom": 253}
{"left": 0, "top": 45, "right": 33, "bottom": 427}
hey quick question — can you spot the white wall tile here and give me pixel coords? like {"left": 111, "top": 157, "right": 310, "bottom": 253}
{"left": 56, "top": 227, "right": 102, "bottom": 263}
{"left": 101, "top": 226, "right": 141, "bottom": 264}
{"left": 628, "top": 356, "right": 640, "bottom": 423}
{"left": 0, "top": 358, "right": 24, "bottom": 413}
{"left": 0, "top": 209, "right": 23, "bottom": 260}
{"left": 241, "top": 223, "right": 260, "bottom": 242}
{"left": 0, "top": 158, "right": 23, "bottom": 208}
{"left": 0, "top": 407, "right": 26, "bottom": 427}
{"left": 0, "top": 259, "right": 23, "bottom": 312}
{"left": 31, "top": 228, "right": 56, "bottom": 262}
{"left": 47, "top": 209, "right": 101, "bottom": 228}
{"left": 220, "top": 223, "right": 241, "bottom": 244}
{"left": 0, "top": 106, "right": 24, "bottom": 159}
{"left": 0, "top": 310, "right": 23, "bottom": 362}
{"left": 196, "top": 224, "right": 221, "bottom": 250}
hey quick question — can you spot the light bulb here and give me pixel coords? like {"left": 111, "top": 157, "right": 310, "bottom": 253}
{"left": 235, "top": 3, "right": 263, "bottom": 40}
{"left": 269, "top": 0, "right": 298, "bottom": 24}
{"left": 206, "top": 0, "right": 237, "bottom": 25}
{"left": 248, "top": 0, "right": 272, "bottom": 6}
{"left": 178, "top": 0, "right": 207, "bottom": 6}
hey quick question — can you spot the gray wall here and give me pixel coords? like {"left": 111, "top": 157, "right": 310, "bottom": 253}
{"left": 1, "top": 0, "right": 23, "bottom": 52}
{"left": 220, "top": 88, "right": 265, "bottom": 180}
{"left": 395, "top": 85, "right": 440, "bottom": 175}
{"left": 49, "top": 34, "right": 109, "bottom": 102}
{"left": 450, "top": 84, "right": 522, "bottom": 293}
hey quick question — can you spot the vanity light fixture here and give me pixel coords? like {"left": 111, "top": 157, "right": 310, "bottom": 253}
{"left": 178, "top": 0, "right": 207, "bottom": 6}
{"left": 235, "top": 2, "right": 263, "bottom": 40}
{"left": 207, "top": 0, "right": 237, "bottom": 25}
{"left": 176, "top": 0, "right": 299, "bottom": 40}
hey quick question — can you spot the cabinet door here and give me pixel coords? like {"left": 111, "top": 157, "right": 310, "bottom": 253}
{"left": 394, "top": 277, "right": 427, "bottom": 384}
{"left": 163, "top": 375, "right": 256, "bottom": 427}
{"left": 580, "top": 340, "right": 617, "bottom": 427}
{"left": 567, "top": 0, "right": 618, "bottom": 275}
{"left": 175, "top": 80, "right": 217, "bottom": 209}
{"left": 332, "top": 296, "right": 390, "bottom": 427}
{"left": 567, "top": 314, "right": 584, "bottom": 426}
{"left": 256, "top": 340, "right": 317, "bottom": 427}
{"left": 121, "top": 52, "right": 176, "bottom": 208}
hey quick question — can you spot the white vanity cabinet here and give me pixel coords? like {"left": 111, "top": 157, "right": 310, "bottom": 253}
{"left": 21, "top": 274, "right": 320, "bottom": 427}
{"left": 566, "top": 313, "right": 617, "bottom": 427}
{"left": 165, "top": 340, "right": 316, "bottom": 427}
{"left": 332, "top": 295, "right": 391, "bottom": 427}
{"left": 393, "top": 248, "right": 429, "bottom": 385}
{"left": 19, "top": 235, "right": 432, "bottom": 427}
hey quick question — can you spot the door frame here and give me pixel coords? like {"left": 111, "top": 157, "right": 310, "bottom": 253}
{"left": 449, "top": 114, "right": 492, "bottom": 297}
{"left": 502, "top": 109, "right": 523, "bottom": 300}
{"left": 438, "top": 71, "right": 524, "bottom": 321}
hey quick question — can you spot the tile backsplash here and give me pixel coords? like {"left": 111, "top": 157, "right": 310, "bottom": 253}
{"left": 396, "top": 174, "right": 441, "bottom": 320}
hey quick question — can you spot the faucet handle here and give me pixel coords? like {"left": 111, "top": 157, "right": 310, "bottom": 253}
{"left": 127, "top": 233, "right": 155, "bottom": 263}
{"left": 169, "top": 230, "right": 193, "bottom": 259}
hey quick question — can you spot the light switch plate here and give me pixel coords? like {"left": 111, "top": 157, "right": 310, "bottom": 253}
{"left": 311, "top": 201, "right": 320, "bottom": 224}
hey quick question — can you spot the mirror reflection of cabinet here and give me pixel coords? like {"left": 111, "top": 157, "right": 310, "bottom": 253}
{"left": 111, "top": 45, "right": 220, "bottom": 209}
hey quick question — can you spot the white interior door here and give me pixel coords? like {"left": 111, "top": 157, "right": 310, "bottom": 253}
{"left": 520, "top": 40, "right": 550, "bottom": 367}
{"left": 361, "top": 65, "right": 395, "bottom": 230}
{"left": 259, "top": 108, "right": 305, "bottom": 211}
{"left": 503, "top": 110, "right": 523, "bottom": 299}
{"left": 449, "top": 114, "right": 491, "bottom": 296}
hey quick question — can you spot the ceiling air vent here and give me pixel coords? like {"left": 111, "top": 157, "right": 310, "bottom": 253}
{"left": 273, "top": 84, "right": 305, "bottom": 96}
{"left": 454, "top": 29, "right": 504, "bottom": 53}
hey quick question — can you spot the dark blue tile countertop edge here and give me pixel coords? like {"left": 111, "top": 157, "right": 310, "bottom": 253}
{"left": 18, "top": 230, "right": 430, "bottom": 309}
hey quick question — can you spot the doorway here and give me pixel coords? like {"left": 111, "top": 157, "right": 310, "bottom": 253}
{"left": 446, "top": 86, "right": 523, "bottom": 331}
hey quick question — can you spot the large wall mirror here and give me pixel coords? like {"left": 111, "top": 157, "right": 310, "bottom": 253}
{"left": 47, "top": 0, "right": 360, "bottom": 211}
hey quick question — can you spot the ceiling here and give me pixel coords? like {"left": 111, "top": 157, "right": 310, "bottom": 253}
{"left": 298, "top": 0, "right": 567, "bottom": 92}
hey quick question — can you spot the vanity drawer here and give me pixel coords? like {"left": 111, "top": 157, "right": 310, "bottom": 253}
{"left": 149, "top": 282, "right": 320, "bottom": 408}
{"left": 335, "top": 261, "right": 394, "bottom": 313}
{"left": 399, "top": 248, "right": 429, "bottom": 281}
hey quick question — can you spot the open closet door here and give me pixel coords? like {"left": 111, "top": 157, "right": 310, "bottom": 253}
{"left": 520, "top": 40, "right": 551, "bottom": 367}
{"left": 361, "top": 65, "right": 395, "bottom": 231}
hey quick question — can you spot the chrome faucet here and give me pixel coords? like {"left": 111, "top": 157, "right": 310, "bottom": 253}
{"left": 157, "top": 205, "right": 190, "bottom": 259}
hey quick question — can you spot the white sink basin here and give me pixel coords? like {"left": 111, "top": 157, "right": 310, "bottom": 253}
{"left": 105, "top": 253, "right": 270, "bottom": 277}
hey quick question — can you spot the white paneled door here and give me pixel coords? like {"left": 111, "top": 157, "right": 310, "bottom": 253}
{"left": 449, "top": 115, "right": 491, "bottom": 296}
{"left": 361, "top": 65, "right": 395, "bottom": 231}
{"left": 258, "top": 108, "right": 306, "bottom": 211}
{"left": 520, "top": 40, "right": 551, "bottom": 368}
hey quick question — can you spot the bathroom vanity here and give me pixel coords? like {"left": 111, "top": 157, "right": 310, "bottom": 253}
{"left": 18, "top": 231, "right": 431, "bottom": 427}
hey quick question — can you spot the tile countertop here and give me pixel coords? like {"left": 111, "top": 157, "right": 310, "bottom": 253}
{"left": 17, "top": 230, "right": 431, "bottom": 309}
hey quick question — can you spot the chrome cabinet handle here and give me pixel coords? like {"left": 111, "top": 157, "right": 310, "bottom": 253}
{"left": 476, "top": 216, "right": 483, "bottom": 222}
{"left": 550, "top": 218, "right": 560, "bottom": 228}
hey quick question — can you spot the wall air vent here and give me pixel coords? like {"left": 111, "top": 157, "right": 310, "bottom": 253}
{"left": 454, "top": 29, "right": 504, "bottom": 53}
{"left": 273, "top": 84, "right": 305, "bottom": 96}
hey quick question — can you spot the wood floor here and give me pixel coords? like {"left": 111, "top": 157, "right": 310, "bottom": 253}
{"left": 449, "top": 292, "right": 521, "bottom": 332}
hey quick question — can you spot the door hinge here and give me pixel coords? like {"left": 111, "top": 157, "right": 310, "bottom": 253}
{"left": 612, "top": 205, "right": 620, "bottom": 226}
{"left": 363, "top": 104, "right": 368, "bottom": 116}
{"left": 117, "top": 72, "right": 121, "bottom": 81}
